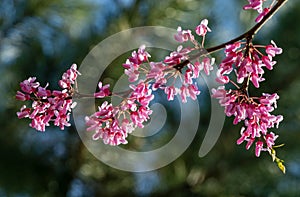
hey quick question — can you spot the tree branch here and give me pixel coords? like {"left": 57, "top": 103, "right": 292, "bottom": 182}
{"left": 206, "top": 0, "right": 288, "bottom": 54}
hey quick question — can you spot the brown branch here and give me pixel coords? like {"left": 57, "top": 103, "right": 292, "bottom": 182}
{"left": 206, "top": 0, "right": 288, "bottom": 54}
{"left": 171, "top": 0, "right": 287, "bottom": 71}
{"left": 173, "top": 60, "right": 190, "bottom": 72}
{"left": 64, "top": 0, "right": 289, "bottom": 100}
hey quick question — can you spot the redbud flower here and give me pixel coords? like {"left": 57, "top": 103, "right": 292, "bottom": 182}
{"left": 94, "top": 82, "right": 111, "bottom": 98}
{"left": 255, "top": 141, "right": 264, "bottom": 157}
{"left": 174, "top": 27, "right": 195, "bottom": 43}
{"left": 243, "top": 0, "right": 263, "bottom": 13}
{"left": 201, "top": 57, "right": 215, "bottom": 75}
{"left": 262, "top": 56, "right": 276, "bottom": 70}
{"left": 16, "top": 91, "right": 30, "bottom": 101}
{"left": 20, "top": 77, "right": 40, "bottom": 94}
{"left": 255, "top": 7, "right": 270, "bottom": 23}
{"left": 266, "top": 40, "right": 283, "bottom": 57}
{"left": 17, "top": 105, "right": 31, "bottom": 119}
{"left": 59, "top": 63, "right": 80, "bottom": 89}
{"left": 164, "top": 86, "right": 176, "bottom": 101}
{"left": 187, "top": 84, "right": 200, "bottom": 100}
{"left": 195, "top": 19, "right": 211, "bottom": 36}
{"left": 216, "top": 70, "right": 230, "bottom": 84}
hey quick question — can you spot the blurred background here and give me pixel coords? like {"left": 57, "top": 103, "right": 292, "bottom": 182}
{"left": 1, "top": 0, "right": 300, "bottom": 196}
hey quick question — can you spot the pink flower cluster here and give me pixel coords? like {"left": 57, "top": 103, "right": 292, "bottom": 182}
{"left": 85, "top": 82, "right": 153, "bottom": 145}
{"left": 123, "top": 45, "right": 151, "bottom": 82}
{"left": 216, "top": 40, "right": 282, "bottom": 88}
{"left": 152, "top": 45, "right": 208, "bottom": 103}
{"left": 124, "top": 20, "right": 213, "bottom": 103}
{"left": 243, "top": 0, "right": 274, "bottom": 23}
{"left": 175, "top": 19, "right": 211, "bottom": 44}
{"left": 86, "top": 19, "right": 214, "bottom": 145}
{"left": 15, "top": 1, "right": 286, "bottom": 171}
{"left": 212, "top": 86, "right": 283, "bottom": 157}
{"left": 16, "top": 64, "right": 79, "bottom": 131}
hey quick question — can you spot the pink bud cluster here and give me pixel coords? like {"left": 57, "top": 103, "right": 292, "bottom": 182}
{"left": 16, "top": 64, "right": 80, "bottom": 131}
{"left": 243, "top": 0, "right": 275, "bottom": 23}
{"left": 85, "top": 82, "right": 153, "bottom": 145}
{"left": 212, "top": 87, "right": 283, "bottom": 156}
{"left": 216, "top": 40, "right": 282, "bottom": 88}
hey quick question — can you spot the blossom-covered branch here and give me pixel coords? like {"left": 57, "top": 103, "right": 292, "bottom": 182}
{"left": 16, "top": 0, "right": 287, "bottom": 173}
{"left": 16, "top": 64, "right": 80, "bottom": 131}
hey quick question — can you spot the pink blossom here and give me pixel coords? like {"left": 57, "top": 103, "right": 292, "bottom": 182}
{"left": 20, "top": 77, "right": 40, "bottom": 94}
{"left": 59, "top": 64, "right": 80, "bottom": 89}
{"left": 262, "top": 56, "right": 276, "bottom": 70}
{"left": 201, "top": 57, "right": 215, "bottom": 75}
{"left": 17, "top": 105, "right": 31, "bottom": 119}
{"left": 237, "top": 127, "right": 247, "bottom": 145}
{"left": 174, "top": 27, "right": 195, "bottom": 43}
{"left": 225, "top": 42, "right": 241, "bottom": 53}
{"left": 36, "top": 84, "right": 51, "bottom": 98}
{"left": 94, "top": 82, "right": 111, "bottom": 98}
{"left": 179, "top": 85, "right": 188, "bottom": 103}
{"left": 152, "top": 78, "right": 167, "bottom": 91}
{"left": 131, "top": 106, "right": 152, "bottom": 128}
{"left": 246, "top": 137, "right": 255, "bottom": 150}
{"left": 125, "top": 68, "right": 139, "bottom": 82}
{"left": 266, "top": 40, "right": 283, "bottom": 57}
{"left": 165, "top": 86, "right": 176, "bottom": 101}
{"left": 212, "top": 40, "right": 283, "bottom": 155}
{"left": 255, "top": 7, "right": 270, "bottom": 23}
{"left": 216, "top": 70, "right": 230, "bottom": 84}
{"left": 54, "top": 111, "right": 71, "bottom": 130}
{"left": 164, "top": 46, "right": 191, "bottom": 66}
{"left": 164, "top": 53, "right": 182, "bottom": 66}
{"left": 184, "top": 69, "right": 193, "bottom": 84}
{"left": 130, "top": 82, "right": 154, "bottom": 107}
{"left": 30, "top": 115, "right": 48, "bottom": 132}
{"left": 260, "top": 93, "right": 279, "bottom": 108}
{"left": 121, "top": 119, "right": 135, "bottom": 134}
{"left": 265, "top": 132, "right": 278, "bottom": 148}
{"left": 255, "top": 141, "right": 264, "bottom": 157}
{"left": 129, "top": 45, "right": 150, "bottom": 64}
{"left": 236, "top": 57, "right": 252, "bottom": 83}
{"left": 211, "top": 86, "right": 227, "bottom": 99}
{"left": 243, "top": 0, "right": 263, "bottom": 13}
{"left": 123, "top": 45, "right": 150, "bottom": 82}
{"left": 16, "top": 91, "right": 30, "bottom": 101}
{"left": 191, "top": 61, "right": 201, "bottom": 78}
{"left": 217, "top": 50, "right": 237, "bottom": 76}
{"left": 195, "top": 19, "right": 211, "bottom": 36}
{"left": 146, "top": 62, "right": 167, "bottom": 90}
{"left": 147, "top": 62, "right": 165, "bottom": 79}
{"left": 187, "top": 84, "right": 200, "bottom": 100}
